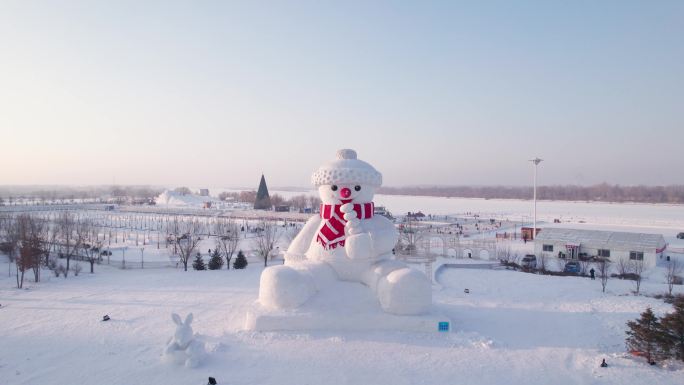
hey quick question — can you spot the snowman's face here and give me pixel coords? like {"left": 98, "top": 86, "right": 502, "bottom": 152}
{"left": 318, "top": 184, "right": 375, "bottom": 205}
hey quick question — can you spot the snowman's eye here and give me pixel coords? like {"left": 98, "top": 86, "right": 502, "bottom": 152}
{"left": 331, "top": 185, "right": 338, "bottom": 191}
{"left": 354, "top": 185, "right": 361, "bottom": 191}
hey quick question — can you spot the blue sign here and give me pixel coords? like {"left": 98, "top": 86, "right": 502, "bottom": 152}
{"left": 438, "top": 321, "right": 449, "bottom": 332}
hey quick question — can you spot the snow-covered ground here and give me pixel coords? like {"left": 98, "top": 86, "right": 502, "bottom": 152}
{"left": 2, "top": 194, "right": 684, "bottom": 384}
{"left": 1, "top": 256, "right": 682, "bottom": 385}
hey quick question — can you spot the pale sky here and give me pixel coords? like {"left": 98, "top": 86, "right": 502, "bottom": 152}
{"left": 1, "top": 1, "right": 682, "bottom": 188}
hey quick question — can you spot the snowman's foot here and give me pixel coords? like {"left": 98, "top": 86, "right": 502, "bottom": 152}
{"left": 377, "top": 268, "right": 432, "bottom": 315}
{"left": 258, "top": 265, "right": 316, "bottom": 310}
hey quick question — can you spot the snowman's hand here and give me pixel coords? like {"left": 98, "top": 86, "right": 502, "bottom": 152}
{"left": 340, "top": 203, "right": 355, "bottom": 214}
{"left": 341, "top": 203, "right": 362, "bottom": 236}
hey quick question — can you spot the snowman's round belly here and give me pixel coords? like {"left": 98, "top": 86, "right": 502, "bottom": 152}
{"left": 306, "top": 243, "right": 371, "bottom": 281}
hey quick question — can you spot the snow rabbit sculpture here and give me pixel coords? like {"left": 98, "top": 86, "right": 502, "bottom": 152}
{"left": 163, "top": 313, "right": 206, "bottom": 368}
{"left": 259, "top": 149, "right": 431, "bottom": 315}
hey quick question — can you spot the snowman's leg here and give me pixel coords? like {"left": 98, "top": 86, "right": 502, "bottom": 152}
{"left": 364, "top": 260, "right": 432, "bottom": 315}
{"left": 258, "top": 261, "right": 337, "bottom": 309}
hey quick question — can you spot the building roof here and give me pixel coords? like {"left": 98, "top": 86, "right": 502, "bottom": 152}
{"left": 535, "top": 228, "right": 666, "bottom": 250}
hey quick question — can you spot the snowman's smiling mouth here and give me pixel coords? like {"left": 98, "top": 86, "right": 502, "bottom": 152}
{"left": 340, "top": 199, "right": 353, "bottom": 204}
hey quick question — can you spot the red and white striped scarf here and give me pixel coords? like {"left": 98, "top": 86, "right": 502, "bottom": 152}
{"left": 316, "top": 202, "right": 374, "bottom": 250}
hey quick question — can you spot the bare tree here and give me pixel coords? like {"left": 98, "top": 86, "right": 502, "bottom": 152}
{"left": 82, "top": 220, "right": 103, "bottom": 274}
{"left": 270, "top": 193, "right": 285, "bottom": 207}
{"left": 308, "top": 195, "right": 321, "bottom": 212}
{"left": 15, "top": 215, "right": 45, "bottom": 288}
{"left": 252, "top": 220, "right": 280, "bottom": 267}
{"left": 283, "top": 224, "right": 302, "bottom": 243}
{"left": 497, "top": 244, "right": 516, "bottom": 268}
{"left": 170, "top": 217, "right": 202, "bottom": 271}
{"left": 597, "top": 258, "right": 611, "bottom": 293}
{"left": 214, "top": 219, "right": 240, "bottom": 269}
{"left": 238, "top": 190, "right": 257, "bottom": 204}
{"left": 287, "top": 194, "right": 309, "bottom": 212}
{"left": 616, "top": 258, "right": 629, "bottom": 278}
{"left": 31, "top": 216, "right": 50, "bottom": 283}
{"left": 578, "top": 258, "right": 591, "bottom": 276}
{"left": 556, "top": 256, "right": 566, "bottom": 272}
{"left": 630, "top": 259, "right": 645, "bottom": 294}
{"left": 174, "top": 186, "right": 192, "bottom": 196}
{"left": 396, "top": 216, "right": 423, "bottom": 258}
{"left": 0, "top": 214, "right": 19, "bottom": 277}
{"left": 15, "top": 217, "right": 31, "bottom": 288}
{"left": 666, "top": 259, "right": 683, "bottom": 296}
{"left": 57, "top": 211, "right": 86, "bottom": 277}
{"left": 538, "top": 253, "right": 549, "bottom": 273}
{"left": 45, "top": 222, "right": 60, "bottom": 266}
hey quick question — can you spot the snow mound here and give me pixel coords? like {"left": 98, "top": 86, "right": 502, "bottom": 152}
{"left": 155, "top": 190, "right": 213, "bottom": 207}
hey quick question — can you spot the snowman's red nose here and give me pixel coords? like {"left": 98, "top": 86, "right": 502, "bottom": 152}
{"left": 340, "top": 187, "right": 352, "bottom": 199}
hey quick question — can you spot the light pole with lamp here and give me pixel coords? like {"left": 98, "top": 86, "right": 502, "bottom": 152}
{"left": 529, "top": 158, "right": 543, "bottom": 240}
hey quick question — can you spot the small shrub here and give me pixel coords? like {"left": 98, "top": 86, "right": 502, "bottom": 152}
{"left": 208, "top": 249, "right": 224, "bottom": 270}
{"left": 233, "top": 250, "right": 248, "bottom": 269}
{"left": 665, "top": 294, "right": 684, "bottom": 305}
{"left": 47, "top": 258, "right": 58, "bottom": 271}
{"left": 500, "top": 261, "right": 521, "bottom": 270}
{"left": 192, "top": 253, "right": 206, "bottom": 270}
{"left": 611, "top": 273, "right": 640, "bottom": 281}
{"left": 56, "top": 263, "right": 67, "bottom": 277}
{"left": 54, "top": 263, "right": 65, "bottom": 277}
{"left": 72, "top": 263, "right": 82, "bottom": 276}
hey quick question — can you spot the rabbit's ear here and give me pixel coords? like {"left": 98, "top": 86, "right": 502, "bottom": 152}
{"left": 171, "top": 313, "right": 182, "bottom": 325}
{"left": 185, "top": 313, "right": 193, "bottom": 325}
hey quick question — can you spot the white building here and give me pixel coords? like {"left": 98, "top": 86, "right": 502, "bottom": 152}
{"left": 534, "top": 228, "right": 667, "bottom": 269}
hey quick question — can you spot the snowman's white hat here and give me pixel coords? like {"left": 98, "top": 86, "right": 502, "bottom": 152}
{"left": 311, "top": 149, "right": 382, "bottom": 187}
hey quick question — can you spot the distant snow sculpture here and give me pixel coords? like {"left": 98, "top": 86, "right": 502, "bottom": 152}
{"left": 162, "top": 313, "right": 206, "bottom": 368}
{"left": 258, "top": 149, "right": 432, "bottom": 315}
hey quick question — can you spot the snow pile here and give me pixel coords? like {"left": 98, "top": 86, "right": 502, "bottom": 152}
{"left": 1, "top": 259, "right": 683, "bottom": 385}
{"left": 155, "top": 190, "right": 213, "bottom": 207}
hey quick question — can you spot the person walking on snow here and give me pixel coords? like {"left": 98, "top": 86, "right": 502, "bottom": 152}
{"left": 590, "top": 267, "right": 595, "bottom": 280}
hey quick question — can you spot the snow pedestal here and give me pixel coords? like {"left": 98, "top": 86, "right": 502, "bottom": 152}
{"left": 245, "top": 279, "right": 449, "bottom": 333}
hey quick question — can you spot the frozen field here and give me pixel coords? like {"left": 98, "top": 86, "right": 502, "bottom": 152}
{"left": 265, "top": 189, "right": 684, "bottom": 234}
{"left": 270, "top": 190, "right": 684, "bottom": 250}
{"left": 1, "top": 258, "right": 682, "bottom": 385}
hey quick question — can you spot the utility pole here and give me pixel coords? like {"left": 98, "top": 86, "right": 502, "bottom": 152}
{"left": 529, "top": 157, "right": 543, "bottom": 240}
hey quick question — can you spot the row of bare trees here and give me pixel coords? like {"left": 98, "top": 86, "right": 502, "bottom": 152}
{"left": 0, "top": 186, "right": 162, "bottom": 206}
{"left": 0, "top": 211, "right": 114, "bottom": 287}
{"left": 166, "top": 217, "right": 250, "bottom": 271}
{"left": 2, "top": 211, "right": 288, "bottom": 280}
{"left": 378, "top": 184, "right": 684, "bottom": 204}
{"left": 216, "top": 191, "right": 322, "bottom": 211}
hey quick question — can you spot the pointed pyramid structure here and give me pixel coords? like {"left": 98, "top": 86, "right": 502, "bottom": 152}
{"left": 254, "top": 174, "right": 272, "bottom": 210}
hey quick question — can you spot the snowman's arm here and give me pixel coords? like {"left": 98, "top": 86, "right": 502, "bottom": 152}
{"left": 368, "top": 216, "right": 399, "bottom": 256}
{"left": 285, "top": 216, "right": 322, "bottom": 262}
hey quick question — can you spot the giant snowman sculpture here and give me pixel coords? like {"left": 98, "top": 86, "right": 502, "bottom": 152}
{"left": 258, "top": 149, "right": 431, "bottom": 316}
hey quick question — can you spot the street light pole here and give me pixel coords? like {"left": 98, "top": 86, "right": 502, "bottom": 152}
{"left": 529, "top": 157, "right": 543, "bottom": 240}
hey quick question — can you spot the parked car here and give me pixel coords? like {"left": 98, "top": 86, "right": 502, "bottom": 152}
{"left": 563, "top": 261, "right": 581, "bottom": 274}
{"left": 677, "top": 232, "right": 684, "bottom": 239}
{"left": 521, "top": 254, "right": 537, "bottom": 269}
